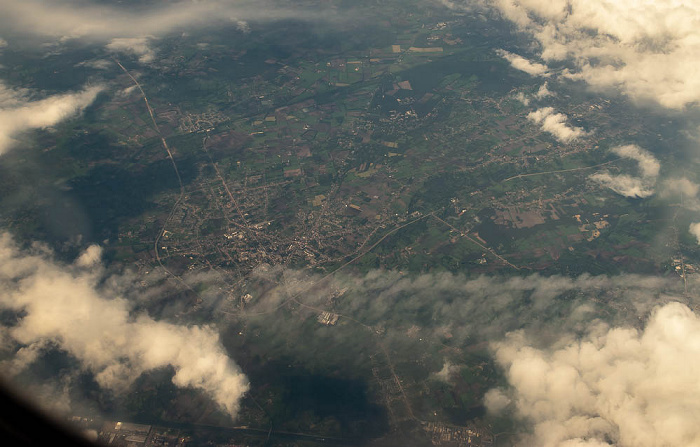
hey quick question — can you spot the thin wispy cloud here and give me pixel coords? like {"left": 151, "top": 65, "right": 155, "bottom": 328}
{"left": 243, "top": 266, "right": 679, "bottom": 347}
{"left": 0, "top": 81, "right": 102, "bottom": 155}
{"left": 514, "top": 91, "right": 530, "bottom": 106}
{"left": 0, "top": 0, "right": 326, "bottom": 43}
{"left": 106, "top": 37, "right": 156, "bottom": 64}
{"left": 496, "top": 49, "right": 551, "bottom": 77}
{"left": 660, "top": 177, "right": 700, "bottom": 212}
{"left": 0, "top": 1, "right": 341, "bottom": 65}
{"left": 590, "top": 145, "right": 660, "bottom": 198}
{"left": 663, "top": 177, "right": 700, "bottom": 199}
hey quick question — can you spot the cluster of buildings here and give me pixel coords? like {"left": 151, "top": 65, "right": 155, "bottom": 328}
{"left": 423, "top": 421, "right": 493, "bottom": 446}
{"left": 317, "top": 311, "right": 339, "bottom": 326}
{"left": 97, "top": 421, "right": 186, "bottom": 447}
{"left": 672, "top": 258, "right": 697, "bottom": 278}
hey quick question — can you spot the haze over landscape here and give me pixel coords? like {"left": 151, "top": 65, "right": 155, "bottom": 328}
{"left": 2, "top": 1, "right": 700, "bottom": 446}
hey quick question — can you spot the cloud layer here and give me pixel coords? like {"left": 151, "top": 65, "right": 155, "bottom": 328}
{"left": 243, "top": 266, "right": 679, "bottom": 348}
{"left": 487, "top": 302, "right": 700, "bottom": 447}
{"left": 0, "top": 233, "right": 249, "bottom": 418}
{"left": 0, "top": 1, "right": 340, "bottom": 64}
{"left": 590, "top": 145, "right": 660, "bottom": 198}
{"left": 236, "top": 266, "right": 696, "bottom": 447}
{"left": 0, "top": 82, "right": 102, "bottom": 155}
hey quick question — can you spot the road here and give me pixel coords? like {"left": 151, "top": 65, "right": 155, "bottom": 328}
{"left": 113, "top": 58, "right": 200, "bottom": 299}
{"left": 431, "top": 214, "right": 523, "bottom": 270}
{"left": 502, "top": 158, "right": 618, "bottom": 182}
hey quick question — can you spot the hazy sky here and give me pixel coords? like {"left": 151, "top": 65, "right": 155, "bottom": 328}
{"left": 0, "top": 0, "right": 314, "bottom": 42}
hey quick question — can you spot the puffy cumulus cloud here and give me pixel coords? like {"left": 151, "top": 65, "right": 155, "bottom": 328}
{"left": 527, "top": 107, "right": 588, "bottom": 143}
{"left": 106, "top": 37, "right": 156, "bottom": 64}
{"left": 0, "top": 233, "right": 249, "bottom": 418}
{"left": 689, "top": 222, "right": 700, "bottom": 244}
{"left": 484, "top": 388, "right": 511, "bottom": 414}
{"left": 487, "top": 302, "right": 700, "bottom": 447}
{"left": 432, "top": 360, "right": 460, "bottom": 383}
{"left": 590, "top": 145, "right": 660, "bottom": 198}
{"left": 536, "top": 81, "right": 554, "bottom": 99}
{"left": 75, "top": 245, "right": 103, "bottom": 268}
{"left": 514, "top": 91, "right": 530, "bottom": 106}
{"left": 514, "top": 82, "right": 554, "bottom": 105}
{"left": 478, "top": 0, "right": 700, "bottom": 109}
{"left": 496, "top": 49, "right": 551, "bottom": 77}
{"left": 0, "top": 0, "right": 322, "bottom": 43}
{"left": 0, "top": 81, "right": 102, "bottom": 155}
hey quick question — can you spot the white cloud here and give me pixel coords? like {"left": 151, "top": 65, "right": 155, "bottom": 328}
{"left": 482, "top": 0, "right": 700, "bottom": 109}
{"left": 514, "top": 82, "right": 554, "bottom": 105}
{"left": 76, "top": 59, "right": 112, "bottom": 70}
{"left": 590, "top": 145, "right": 660, "bottom": 198}
{"left": 0, "top": 1, "right": 333, "bottom": 65}
{"left": 0, "top": 233, "right": 249, "bottom": 418}
{"left": 614, "top": 144, "right": 660, "bottom": 178}
{"left": 75, "top": 245, "right": 103, "bottom": 268}
{"left": 536, "top": 81, "right": 554, "bottom": 99}
{"left": 106, "top": 37, "right": 155, "bottom": 64}
{"left": 689, "top": 222, "right": 700, "bottom": 244}
{"left": 0, "top": 81, "right": 102, "bottom": 155}
{"left": 515, "top": 91, "right": 530, "bottom": 105}
{"left": 484, "top": 388, "right": 511, "bottom": 414}
{"left": 589, "top": 173, "right": 655, "bottom": 198}
{"left": 432, "top": 360, "right": 460, "bottom": 383}
{"left": 497, "top": 49, "right": 550, "bottom": 77}
{"left": 527, "top": 107, "right": 588, "bottom": 143}
{"left": 487, "top": 302, "right": 700, "bottom": 447}
{"left": 235, "top": 19, "right": 251, "bottom": 34}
